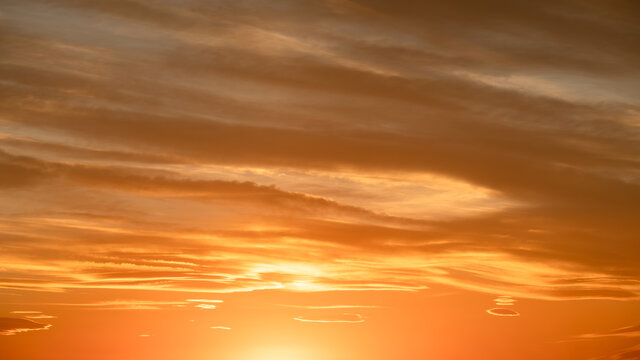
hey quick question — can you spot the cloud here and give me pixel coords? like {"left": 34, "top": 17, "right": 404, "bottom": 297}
{"left": 0, "top": 318, "right": 52, "bottom": 336}
{"left": 195, "top": 304, "right": 217, "bottom": 310}
{"left": 486, "top": 308, "right": 520, "bottom": 317}
{"left": 293, "top": 313, "right": 365, "bottom": 323}
{"left": 493, "top": 296, "right": 516, "bottom": 306}
{"left": 576, "top": 324, "right": 640, "bottom": 340}
{"left": 210, "top": 326, "right": 231, "bottom": 330}
{"left": 590, "top": 344, "right": 640, "bottom": 360}
{"left": 0, "top": 0, "right": 639, "bottom": 311}
{"left": 41, "top": 300, "right": 188, "bottom": 310}
{"left": 278, "top": 304, "right": 382, "bottom": 309}
{"left": 24, "top": 314, "right": 57, "bottom": 319}
{"left": 0, "top": 4, "right": 639, "bottom": 360}
{"left": 9, "top": 311, "right": 56, "bottom": 319}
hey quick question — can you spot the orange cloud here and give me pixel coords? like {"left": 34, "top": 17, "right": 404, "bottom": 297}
{"left": 293, "top": 313, "right": 365, "bottom": 323}
{"left": 591, "top": 344, "right": 640, "bottom": 360}
{"left": 278, "top": 304, "right": 382, "bottom": 309}
{"left": 486, "top": 308, "right": 520, "bottom": 317}
{"left": 195, "top": 304, "right": 217, "bottom": 310}
{"left": 0, "top": 318, "right": 52, "bottom": 336}
{"left": 0, "top": 2, "right": 639, "bottom": 359}
{"left": 210, "top": 326, "right": 231, "bottom": 330}
{"left": 37, "top": 300, "right": 189, "bottom": 310}
{"left": 576, "top": 324, "right": 640, "bottom": 340}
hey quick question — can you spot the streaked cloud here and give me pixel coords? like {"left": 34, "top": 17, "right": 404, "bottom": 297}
{"left": 9, "top": 311, "right": 56, "bottom": 319}
{"left": 0, "top": 318, "right": 52, "bottom": 336}
{"left": 9, "top": 311, "right": 43, "bottom": 314}
{"left": 486, "top": 308, "right": 520, "bottom": 317}
{"left": 210, "top": 326, "right": 231, "bottom": 330}
{"left": 493, "top": 296, "right": 516, "bottom": 306}
{"left": 576, "top": 325, "right": 640, "bottom": 340}
{"left": 36, "top": 300, "right": 189, "bottom": 310}
{"left": 293, "top": 313, "right": 365, "bottom": 323}
{"left": 24, "top": 314, "right": 57, "bottom": 319}
{"left": 194, "top": 304, "right": 217, "bottom": 310}
{"left": 0, "top": 1, "right": 639, "bottom": 358}
{"left": 590, "top": 344, "right": 640, "bottom": 360}
{"left": 278, "top": 304, "right": 382, "bottom": 309}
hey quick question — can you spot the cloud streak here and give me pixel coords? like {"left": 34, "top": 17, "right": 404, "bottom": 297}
{"left": 293, "top": 313, "right": 365, "bottom": 323}
{"left": 0, "top": 2, "right": 638, "bottom": 352}
{"left": 0, "top": 318, "right": 52, "bottom": 336}
{"left": 486, "top": 308, "right": 520, "bottom": 317}
{"left": 1, "top": 2, "right": 639, "bottom": 359}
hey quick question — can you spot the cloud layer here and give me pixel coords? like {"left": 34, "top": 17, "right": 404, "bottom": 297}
{"left": 0, "top": 0, "right": 639, "bottom": 315}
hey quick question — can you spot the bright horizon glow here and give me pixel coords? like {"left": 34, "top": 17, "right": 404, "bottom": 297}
{"left": 243, "top": 346, "right": 321, "bottom": 360}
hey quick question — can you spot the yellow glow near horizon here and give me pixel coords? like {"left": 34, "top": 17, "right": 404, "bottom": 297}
{"left": 244, "top": 346, "right": 319, "bottom": 360}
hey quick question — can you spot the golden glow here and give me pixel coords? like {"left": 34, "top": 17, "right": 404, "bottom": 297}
{"left": 0, "top": 1, "right": 639, "bottom": 360}
{"left": 243, "top": 346, "right": 320, "bottom": 360}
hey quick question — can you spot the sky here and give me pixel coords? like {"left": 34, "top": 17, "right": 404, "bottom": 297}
{"left": 0, "top": 0, "right": 639, "bottom": 359}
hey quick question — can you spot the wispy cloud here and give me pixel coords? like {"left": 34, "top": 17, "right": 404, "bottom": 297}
{"left": 194, "top": 304, "right": 217, "bottom": 310}
{"left": 293, "top": 313, "right": 365, "bottom": 323}
{"left": 590, "top": 344, "right": 640, "bottom": 360}
{"left": 574, "top": 325, "right": 640, "bottom": 340}
{"left": 9, "top": 311, "right": 42, "bottom": 314}
{"left": 0, "top": 318, "right": 52, "bottom": 336}
{"left": 486, "top": 308, "right": 520, "bottom": 317}
{"left": 37, "top": 300, "right": 189, "bottom": 310}
{"left": 278, "top": 304, "right": 382, "bottom": 309}
{"left": 0, "top": 2, "right": 639, "bottom": 358}
{"left": 210, "top": 326, "right": 231, "bottom": 330}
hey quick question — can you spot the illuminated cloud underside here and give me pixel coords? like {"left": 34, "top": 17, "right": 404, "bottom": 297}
{"left": 293, "top": 313, "right": 365, "bottom": 323}
{"left": 0, "top": 1, "right": 639, "bottom": 359}
{"left": 210, "top": 326, "right": 231, "bottom": 330}
{"left": 486, "top": 308, "right": 520, "bottom": 317}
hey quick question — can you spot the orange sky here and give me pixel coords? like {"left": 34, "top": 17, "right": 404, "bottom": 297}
{"left": 1, "top": 1, "right": 639, "bottom": 359}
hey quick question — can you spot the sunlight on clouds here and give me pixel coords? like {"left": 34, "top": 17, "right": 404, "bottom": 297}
{"left": 168, "top": 164, "right": 518, "bottom": 220}
{"left": 195, "top": 304, "right": 217, "bottom": 310}
{"left": 39, "top": 300, "right": 188, "bottom": 310}
{"left": 2, "top": 216, "right": 638, "bottom": 298}
{"left": 451, "top": 69, "right": 640, "bottom": 104}
{"left": 288, "top": 280, "right": 322, "bottom": 291}
{"left": 293, "top": 313, "right": 365, "bottom": 323}
{"left": 0, "top": 318, "right": 52, "bottom": 336}
{"left": 278, "top": 304, "right": 382, "bottom": 309}
{"left": 0, "top": 0, "right": 639, "bottom": 358}
{"left": 486, "top": 308, "right": 520, "bottom": 317}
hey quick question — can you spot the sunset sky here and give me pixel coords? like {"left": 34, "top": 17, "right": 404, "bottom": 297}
{"left": 1, "top": 1, "right": 640, "bottom": 359}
